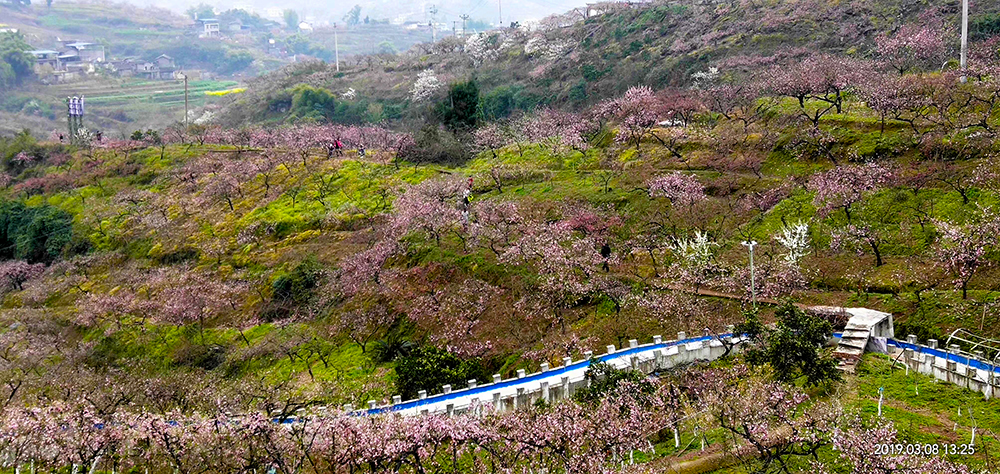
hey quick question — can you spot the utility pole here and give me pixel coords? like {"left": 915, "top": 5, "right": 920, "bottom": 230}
{"left": 179, "top": 72, "right": 189, "bottom": 128}
{"left": 498, "top": 0, "right": 502, "bottom": 27}
{"left": 742, "top": 240, "right": 758, "bottom": 308}
{"left": 961, "top": 0, "right": 969, "bottom": 83}
{"left": 460, "top": 14, "right": 469, "bottom": 38}
{"left": 429, "top": 5, "right": 438, "bottom": 41}
{"left": 334, "top": 23, "right": 340, "bottom": 72}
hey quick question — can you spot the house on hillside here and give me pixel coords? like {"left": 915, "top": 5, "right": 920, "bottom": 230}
{"left": 108, "top": 57, "right": 140, "bottom": 77}
{"left": 155, "top": 54, "right": 176, "bottom": 70}
{"left": 63, "top": 42, "right": 105, "bottom": 63}
{"left": 27, "top": 50, "right": 62, "bottom": 72}
{"left": 198, "top": 18, "right": 221, "bottom": 38}
{"left": 130, "top": 55, "right": 177, "bottom": 79}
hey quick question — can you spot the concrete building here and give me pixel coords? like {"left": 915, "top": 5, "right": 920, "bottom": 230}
{"left": 63, "top": 42, "right": 105, "bottom": 63}
{"left": 198, "top": 18, "right": 221, "bottom": 38}
{"left": 27, "top": 50, "right": 61, "bottom": 72}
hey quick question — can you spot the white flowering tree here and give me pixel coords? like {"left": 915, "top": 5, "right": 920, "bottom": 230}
{"left": 410, "top": 69, "right": 442, "bottom": 102}
{"left": 465, "top": 32, "right": 500, "bottom": 65}
{"left": 775, "top": 222, "right": 811, "bottom": 266}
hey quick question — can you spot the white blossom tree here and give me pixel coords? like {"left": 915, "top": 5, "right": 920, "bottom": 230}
{"left": 410, "top": 69, "right": 442, "bottom": 102}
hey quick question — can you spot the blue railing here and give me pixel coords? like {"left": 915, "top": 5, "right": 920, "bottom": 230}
{"left": 364, "top": 333, "right": 725, "bottom": 416}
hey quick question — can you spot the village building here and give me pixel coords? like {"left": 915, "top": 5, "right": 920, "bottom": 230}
{"left": 197, "top": 18, "right": 221, "bottom": 38}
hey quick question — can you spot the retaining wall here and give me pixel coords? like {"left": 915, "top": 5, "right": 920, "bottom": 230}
{"left": 891, "top": 335, "right": 1000, "bottom": 399}
{"left": 357, "top": 331, "right": 1000, "bottom": 418}
{"left": 359, "top": 329, "right": 742, "bottom": 416}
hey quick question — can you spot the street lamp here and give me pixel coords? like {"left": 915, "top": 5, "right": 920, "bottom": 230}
{"left": 742, "top": 240, "right": 758, "bottom": 308}
{"left": 177, "top": 71, "right": 188, "bottom": 128}
{"left": 961, "top": 0, "right": 969, "bottom": 83}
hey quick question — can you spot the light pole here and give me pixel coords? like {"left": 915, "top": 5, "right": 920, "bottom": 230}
{"left": 333, "top": 23, "right": 340, "bottom": 72}
{"left": 961, "top": 0, "right": 969, "bottom": 83}
{"left": 742, "top": 240, "right": 758, "bottom": 308}
{"left": 178, "top": 72, "right": 188, "bottom": 128}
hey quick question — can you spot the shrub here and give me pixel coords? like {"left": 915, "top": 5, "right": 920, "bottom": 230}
{"left": 0, "top": 200, "right": 76, "bottom": 264}
{"left": 573, "top": 359, "right": 656, "bottom": 404}
{"left": 263, "top": 256, "right": 324, "bottom": 321}
{"left": 736, "top": 302, "right": 842, "bottom": 387}
{"left": 435, "top": 80, "right": 480, "bottom": 132}
{"left": 404, "top": 125, "right": 469, "bottom": 165}
{"left": 394, "top": 345, "right": 489, "bottom": 400}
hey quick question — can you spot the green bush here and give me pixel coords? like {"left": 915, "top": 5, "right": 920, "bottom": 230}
{"left": 0, "top": 200, "right": 76, "bottom": 264}
{"left": 394, "top": 345, "right": 489, "bottom": 400}
{"left": 263, "top": 256, "right": 324, "bottom": 321}
{"left": 436, "top": 80, "right": 480, "bottom": 132}
{"left": 573, "top": 359, "right": 656, "bottom": 404}
{"left": 405, "top": 124, "right": 469, "bottom": 165}
{"left": 736, "top": 303, "right": 842, "bottom": 387}
{"left": 477, "top": 85, "right": 540, "bottom": 120}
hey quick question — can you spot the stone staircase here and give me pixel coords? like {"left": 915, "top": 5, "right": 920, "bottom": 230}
{"left": 834, "top": 321, "right": 871, "bottom": 373}
{"left": 830, "top": 307, "right": 894, "bottom": 373}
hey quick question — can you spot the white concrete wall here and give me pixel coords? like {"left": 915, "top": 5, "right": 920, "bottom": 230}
{"left": 362, "top": 330, "right": 743, "bottom": 416}
{"left": 893, "top": 335, "right": 1000, "bottom": 399}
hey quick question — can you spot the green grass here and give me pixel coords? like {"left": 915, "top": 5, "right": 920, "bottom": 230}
{"left": 853, "top": 354, "right": 1000, "bottom": 470}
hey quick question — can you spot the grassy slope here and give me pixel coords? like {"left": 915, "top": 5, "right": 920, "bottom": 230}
{"left": 4, "top": 103, "right": 1000, "bottom": 404}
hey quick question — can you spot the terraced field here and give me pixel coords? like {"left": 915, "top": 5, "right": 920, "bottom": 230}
{"left": 38, "top": 79, "right": 241, "bottom": 131}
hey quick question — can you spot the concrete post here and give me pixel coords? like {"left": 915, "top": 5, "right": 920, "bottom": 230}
{"left": 948, "top": 345, "right": 960, "bottom": 372}
{"left": 678, "top": 331, "right": 687, "bottom": 341}
{"left": 562, "top": 376, "right": 570, "bottom": 399}
{"left": 468, "top": 379, "right": 478, "bottom": 389}
{"left": 419, "top": 390, "right": 427, "bottom": 400}
{"left": 368, "top": 400, "right": 377, "bottom": 409}
{"left": 515, "top": 388, "right": 524, "bottom": 409}
{"left": 653, "top": 335, "right": 662, "bottom": 344}
{"left": 446, "top": 404, "right": 454, "bottom": 416}
{"left": 584, "top": 350, "right": 593, "bottom": 359}
{"left": 540, "top": 362, "right": 549, "bottom": 372}
{"left": 541, "top": 381, "right": 550, "bottom": 403}
{"left": 606, "top": 345, "right": 616, "bottom": 354}
{"left": 907, "top": 334, "right": 918, "bottom": 345}
{"left": 493, "top": 374, "right": 502, "bottom": 384}
{"left": 344, "top": 404, "right": 353, "bottom": 412}
{"left": 442, "top": 384, "right": 452, "bottom": 394}
{"left": 653, "top": 349, "right": 663, "bottom": 369}
{"left": 493, "top": 392, "right": 501, "bottom": 410}
{"left": 928, "top": 339, "right": 938, "bottom": 349}
{"left": 516, "top": 369, "right": 526, "bottom": 379}
{"left": 629, "top": 339, "right": 638, "bottom": 349}
{"left": 563, "top": 356, "right": 572, "bottom": 367}
{"left": 703, "top": 328, "right": 711, "bottom": 337}
{"left": 392, "top": 395, "right": 402, "bottom": 405}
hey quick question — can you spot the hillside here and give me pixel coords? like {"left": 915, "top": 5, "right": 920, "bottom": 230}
{"left": 213, "top": 0, "right": 1000, "bottom": 128}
